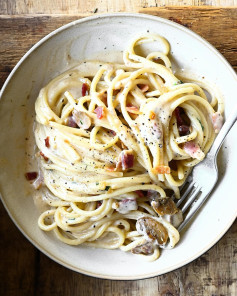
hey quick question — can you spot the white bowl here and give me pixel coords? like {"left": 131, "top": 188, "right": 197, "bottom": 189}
{"left": 0, "top": 13, "right": 236, "bottom": 280}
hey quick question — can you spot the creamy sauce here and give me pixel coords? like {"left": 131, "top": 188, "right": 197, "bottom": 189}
{"left": 26, "top": 57, "right": 122, "bottom": 213}
{"left": 25, "top": 119, "right": 50, "bottom": 213}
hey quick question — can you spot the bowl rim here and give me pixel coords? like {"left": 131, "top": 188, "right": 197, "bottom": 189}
{"left": 0, "top": 12, "right": 237, "bottom": 280}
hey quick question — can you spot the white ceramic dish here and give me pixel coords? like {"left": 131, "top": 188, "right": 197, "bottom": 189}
{"left": 0, "top": 13, "right": 236, "bottom": 280}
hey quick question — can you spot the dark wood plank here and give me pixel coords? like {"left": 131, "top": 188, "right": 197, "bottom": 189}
{"left": 1, "top": 8, "right": 237, "bottom": 88}
{"left": 1, "top": 8, "right": 237, "bottom": 89}
{"left": 0, "top": 202, "right": 37, "bottom": 296}
{"left": 0, "top": 15, "right": 82, "bottom": 89}
{"left": 140, "top": 7, "right": 237, "bottom": 70}
{"left": 0, "top": 1, "right": 236, "bottom": 15}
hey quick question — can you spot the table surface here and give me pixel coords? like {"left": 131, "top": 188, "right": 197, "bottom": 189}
{"left": 0, "top": 1, "right": 237, "bottom": 295}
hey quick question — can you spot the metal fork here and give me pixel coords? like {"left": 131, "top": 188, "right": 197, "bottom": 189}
{"left": 177, "top": 109, "right": 237, "bottom": 231}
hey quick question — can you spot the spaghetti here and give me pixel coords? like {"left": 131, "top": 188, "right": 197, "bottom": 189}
{"left": 33, "top": 33, "right": 224, "bottom": 261}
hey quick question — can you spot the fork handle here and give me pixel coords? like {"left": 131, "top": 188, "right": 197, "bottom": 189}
{"left": 209, "top": 108, "right": 237, "bottom": 157}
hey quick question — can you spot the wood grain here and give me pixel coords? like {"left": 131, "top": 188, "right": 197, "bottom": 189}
{"left": 140, "top": 6, "right": 237, "bottom": 70}
{"left": 1, "top": 0, "right": 237, "bottom": 15}
{"left": 0, "top": 6, "right": 237, "bottom": 296}
{"left": 1, "top": 7, "right": 237, "bottom": 90}
{"left": 0, "top": 200, "right": 236, "bottom": 296}
{"left": 0, "top": 203, "right": 37, "bottom": 295}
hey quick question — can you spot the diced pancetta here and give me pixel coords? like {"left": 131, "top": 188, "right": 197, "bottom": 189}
{"left": 174, "top": 107, "right": 184, "bottom": 126}
{"left": 25, "top": 172, "right": 38, "bottom": 181}
{"left": 126, "top": 105, "right": 141, "bottom": 115}
{"left": 117, "top": 150, "right": 134, "bottom": 170}
{"left": 44, "top": 137, "right": 50, "bottom": 148}
{"left": 135, "top": 190, "right": 144, "bottom": 198}
{"left": 94, "top": 106, "right": 105, "bottom": 119}
{"left": 40, "top": 151, "right": 49, "bottom": 161}
{"left": 174, "top": 107, "right": 190, "bottom": 136}
{"left": 81, "top": 83, "right": 89, "bottom": 97}
{"left": 178, "top": 125, "right": 190, "bottom": 136}
{"left": 211, "top": 112, "right": 223, "bottom": 133}
{"left": 152, "top": 165, "right": 170, "bottom": 174}
{"left": 108, "top": 129, "right": 116, "bottom": 136}
{"left": 183, "top": 141, "right": 205, "bottom": 160}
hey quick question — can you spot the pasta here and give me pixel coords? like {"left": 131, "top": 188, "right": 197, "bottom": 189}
{"left": 32, "top": 33, "right": 224, "bottom": 261}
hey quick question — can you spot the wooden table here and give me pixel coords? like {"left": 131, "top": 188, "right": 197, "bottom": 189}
{"left": 0, "top": 1, "right": 237, "bottom": 295}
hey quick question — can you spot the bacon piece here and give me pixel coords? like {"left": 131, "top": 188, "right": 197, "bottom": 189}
{"left": 106, "top": 150, "right": 134, "bottom": 172}
{"left": 138, "top": 84, "right": 149, "bottom": 93}
{"left": 126, "top": 105, "right": 141, "bottom": 115}
{"left": 211, "top": 112, "right": 223, "bottom": 133}
{"left": 44, "top": 137, "right": 50, "bottom": 148}
{"left": 67, "top": 115, "right": 78, "bottom": 128}
{"left": 135, "top": 190, "right": 144, "bottom": 198}
{"left": 25, "top": 172, "right": 38, "bottom": 181}
{"left": 174, "top": 107, "right": 184, "bottom": 126}
{"left": 108, "top": 129, "right": 116, "bottom": 136}
{"left": 72, "top": 110, "right": 91, "bottom": 129}
{"left": 183, "top": 141, "right": 205, "bottom": 160}
{"left": 82, "top": 83, "right": 89, "bottom": 97}
{"left": 168, "top": 159, "right": 177, "bottom": 171}
{"left": 132, "top": 242, "right": 154, "bottom": 255}
{"left": 96, "top": 201, "right": 102, "bottom": 208}
{"left": 105, "top": 165, "right": 116, "bottom": 172}
{"left": 32, "top": 170, "right": 44, "bottom": 190}
{"left": 40, "top": 152, "right": 48, "bottom": 161}
{"left": 152, "top": 165, "right": 170, "bottom": 174}
{"left": 94, "top": 106, "right": 105, "bottom": 119}
{"left": 149, "top": 111, "right": 156, "bottom": 120}
{"left": 175, "top": 107, "right": 190, "bottom": 136}
{"left": 118, "top": 150, "right": 134, "bottom": 170}
{"left": 178, "top": 125, "right": 190, "bottom": 136}
{"left": 113, "top": 198, "right": 138, "bottom": 214}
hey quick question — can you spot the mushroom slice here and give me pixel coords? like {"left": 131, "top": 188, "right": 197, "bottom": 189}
{"left": 136, "top": 217, "right": 168, "bottom": 246}
{"left": 163, "top": 210, "right": 183, "bottom": 228}
{"left": 151, "top": 197, "right": 178, "bottom": 216}
{"left": 131, "top": 242, "right": 154, "bottom": 255}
